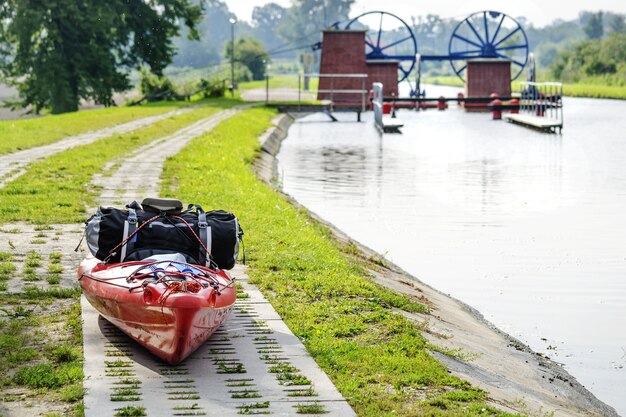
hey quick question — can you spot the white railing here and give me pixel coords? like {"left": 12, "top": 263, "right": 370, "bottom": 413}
{"left": 314, "top": 73, "right": 368, "bottom": 112}
{"left": 372, "top": 82, "right": 384, "bottom": 129}
{"left": 262, "top": 73, "right": 369, "bottom": 112}
{"left": 519, "top": 81, "right": 564, "bottom": 125}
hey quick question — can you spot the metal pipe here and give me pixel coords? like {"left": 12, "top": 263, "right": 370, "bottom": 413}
{"left": 361, "top": 77, "right": 365, "bottom": 113}
{"left": 229, "top": 17, "right": 236, "bottom": 98}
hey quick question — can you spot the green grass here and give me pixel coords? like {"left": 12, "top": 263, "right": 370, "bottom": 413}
{"left": 0, "top": 260, "right": 17, "bottom": 281}
{"left": 422, "top": 76, "right": 464, "bottom": 87}
{"left": 238, "top": 76, "right": 319, "bottom": 92}
{"left": 0, "top": 102, "right": 201, "bottom": 156}
{"left": 0, "top": 291, "right": 83, "bottom": 415}
{"left": 12, "top": 361, "right": 82, "bottom": 388}
{"left": 294, "top": 402, "right": 328, "bottom": 414}
{"left": 427, "top": 76, "right": 626, "bottom": 100}
{"left": 113, "top": 406, "right": 147, "bottom": 417}
{"left": 58, "top": 383, "right": 84, "bottom": 402}
{"left": 0, "top": 96, "right": 524, "bottom": 415}
{"left": 560, "top": 83, "right": 626, "bottom": 99}
{"left": 0, "top": 102, "right": 237, "bottom": 225}
{"left": 160, "top": 108, "right": 522, "bottom": 416}
{"left": 25, "top": 250, "right": 42, "bottom": 267}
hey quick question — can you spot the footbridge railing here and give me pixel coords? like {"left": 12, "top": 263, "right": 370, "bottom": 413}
{"left": 504, "top": 81, "right": 564, "bottom": 133}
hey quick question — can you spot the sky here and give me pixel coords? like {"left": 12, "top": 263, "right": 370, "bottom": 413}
{"left": 224, "top": 0, "right": 626, "bottom": 28}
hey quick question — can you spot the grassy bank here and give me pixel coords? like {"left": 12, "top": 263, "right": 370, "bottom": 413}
{"left": 425, "top": 75, "right": 626, "bottom": 99}
{"left": 0, "top": 101, "right": 203, "bottom": 156}
{"left": 239, "top": 76, "right": 320, "bottom": 92}
{"left": 0, "top": 99, "right": 522, "bottom": 415}
{"left": 559, "top": 83, "right": 626, "bottom": 99}
{"left": 160, "top": 108, "right": 522, "bottom": 416}
{"left": 422, "top": 76, "right": 465, "bottom": 88}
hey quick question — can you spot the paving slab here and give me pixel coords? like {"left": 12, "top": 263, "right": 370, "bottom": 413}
{"left": 0, "top": 108, "right": 194, "bottom": 188}
{"left": 0, "top": 222, "right": 85, "bottom": 292}
{"left": 82, "top": 265, "right": 355, "bottom": 417}
{"left": 92, "top": 107, "right": 242, "bottom": 207}
{"left": 80, "top": 107, "right": 353, "bottom": 416}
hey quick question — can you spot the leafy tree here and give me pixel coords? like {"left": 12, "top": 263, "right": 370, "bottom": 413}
{"left": 226, "top": 37, "right": 270, "bottom": 81}
{"left": 172, "top": 0, "right": 254, "bottom": 69}
{"left": 550, "top": 33, "right": 626, "bottom": 83}
{"left": 535, "top": 43, "right": 560, "bottom": 68}
{"left": 279, "top": 0, "right": 355, "bottom": 47}
{"left": 0, "top": 0, "right": 201, "bottom": 114}
{"left": 583, "top": 11, "right": 604, "bottom": 39}
{"left": 252, "top": 3, "right": 289, "bottom": 54}
{"left": 608, "top": 14, "right": 626, "bottom": 34}
{"left": 139, "top": 68, "right": 178, "bottom": 101}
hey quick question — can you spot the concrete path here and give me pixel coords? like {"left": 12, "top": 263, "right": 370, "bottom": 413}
{"left": 0, "top": 222, "right": 85, "bottom": 293}
{"left": 0, "top": 107, "right": 193, "bottom": 188}
{"left": 82, "top": 266, "right": 355, "bottom": 417}
{"left": 91, "top": 107, "right": 240, "bottom": 208}
{"left": 0, "top": 107, "right": 227, "bottom": 293}
{"left": 79, "top": 109, "right": 355, "bottom": 416}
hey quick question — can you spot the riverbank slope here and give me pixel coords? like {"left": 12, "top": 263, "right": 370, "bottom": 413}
{"left": 255, "top": 112, "right": 619, "bottom": 417}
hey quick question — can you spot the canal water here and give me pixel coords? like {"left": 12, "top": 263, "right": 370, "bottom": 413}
{"left": 276, "top": 85, "right": 626, "bottom": 415}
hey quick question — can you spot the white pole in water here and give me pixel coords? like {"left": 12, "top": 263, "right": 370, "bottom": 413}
{"left": 229, "top": 17, "right": 236, "bottom": 97}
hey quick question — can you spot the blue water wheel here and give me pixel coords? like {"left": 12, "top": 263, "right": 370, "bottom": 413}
{"left": 448, "top": 11, "right": 529, "bottom": 81}
{"left": 346, "top": 11, "right": 417, "bottom": 83}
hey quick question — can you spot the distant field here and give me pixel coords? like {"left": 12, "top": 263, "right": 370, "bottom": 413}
{"left": 238, "top": 76, "right": 320, "bottom": 92}
{"left": 426, "top": 76, "right": 626, "bottom": 100}
{"left": 422, "top": 76, "right": 464, "bottom": 87}
{"left": 560, "top": 83, "right": 626, "bottom": 99}
{"left": 0, "top": 83, "right": 17, "bottom": 100}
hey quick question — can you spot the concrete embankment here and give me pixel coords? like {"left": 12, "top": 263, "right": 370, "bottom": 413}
{"left": 256, "top": 112, "right": 619, "bottom": 417}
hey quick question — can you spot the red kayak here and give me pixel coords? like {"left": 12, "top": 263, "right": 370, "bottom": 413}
{"left": 78, "top": 255, "right": 236, "bottom": 364}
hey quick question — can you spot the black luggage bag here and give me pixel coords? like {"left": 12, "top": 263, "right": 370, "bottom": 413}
{"left": 85, "top": 198, "right": 242, "bottom": 270}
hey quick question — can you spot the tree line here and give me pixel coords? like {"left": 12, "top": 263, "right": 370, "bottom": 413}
{"left": 1, "top": 1, "right": 624, "bottom": 115}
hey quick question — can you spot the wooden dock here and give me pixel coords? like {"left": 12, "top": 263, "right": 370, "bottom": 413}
{"left": 504, "top": 114, "right": 563, "bottom": 133}
{"left": 380, "top": 115, "right": 404, "bottom": 133}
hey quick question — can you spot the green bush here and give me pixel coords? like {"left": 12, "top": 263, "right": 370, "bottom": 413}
{"left": 198, "top": 78, "right": 226, "bottom": 98}
{"left": 139, "top": 68, "right": 180, "bottom": 101}
{"left": 13, "top": 361, "right": 82, "bottom": 388}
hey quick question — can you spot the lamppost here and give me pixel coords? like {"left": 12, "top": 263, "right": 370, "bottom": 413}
{"left": 229, "top": 17, "right": 236, "bottom": 97}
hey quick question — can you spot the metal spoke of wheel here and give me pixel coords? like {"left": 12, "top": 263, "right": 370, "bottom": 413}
{"left": 494, "top": 26, "right": 522, "bottom": 48}
{"left": 376, "top": 12, "right": 384, "bottom": 50}
{"left": 496, "top": 53, "right": 525, "bottom": 68}
{"left": 454, "top": 49, "right": 485, "bottom": 57}
{"left": 382, "top": 35, "right": 414, "bottom": 51}
{"left": 496, "top": 44, "right": 528, "bottom": 51}
{"left": 451, "top": 33, "right": 483, "bottom": 50}
{"left": 483, "top": 12, "right": 490, "bottom": 45}
{"left": 448, "top": 10, "right": 529, "bottom": 81}
{"left": 491, "top": 14, "right": 506, "bottom": 44}
{"left": 346, "top": 11, "right": 418, "bottom": 83}
{"left": 465, "top": 19, "right": 486, "bottom": 45}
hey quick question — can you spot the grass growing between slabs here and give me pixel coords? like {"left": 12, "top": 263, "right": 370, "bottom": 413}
{"left": 0, "top": 103, "right": 236, "bottom": 225}
{"left": 160, "top": 108, "right": 523, "bottom": 416}
{"left": 0, "top": 289, "right": 84, "bottom": 417}
{"left": 0, "top": 101, "right": 200, "bottom": 156}
{"left": 0, "top": 97, "right": 241, "bottom": 416}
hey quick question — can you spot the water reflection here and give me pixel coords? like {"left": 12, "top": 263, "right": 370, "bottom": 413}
{"left": 278, "top": 92, "right": 626, "bottom": 415}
